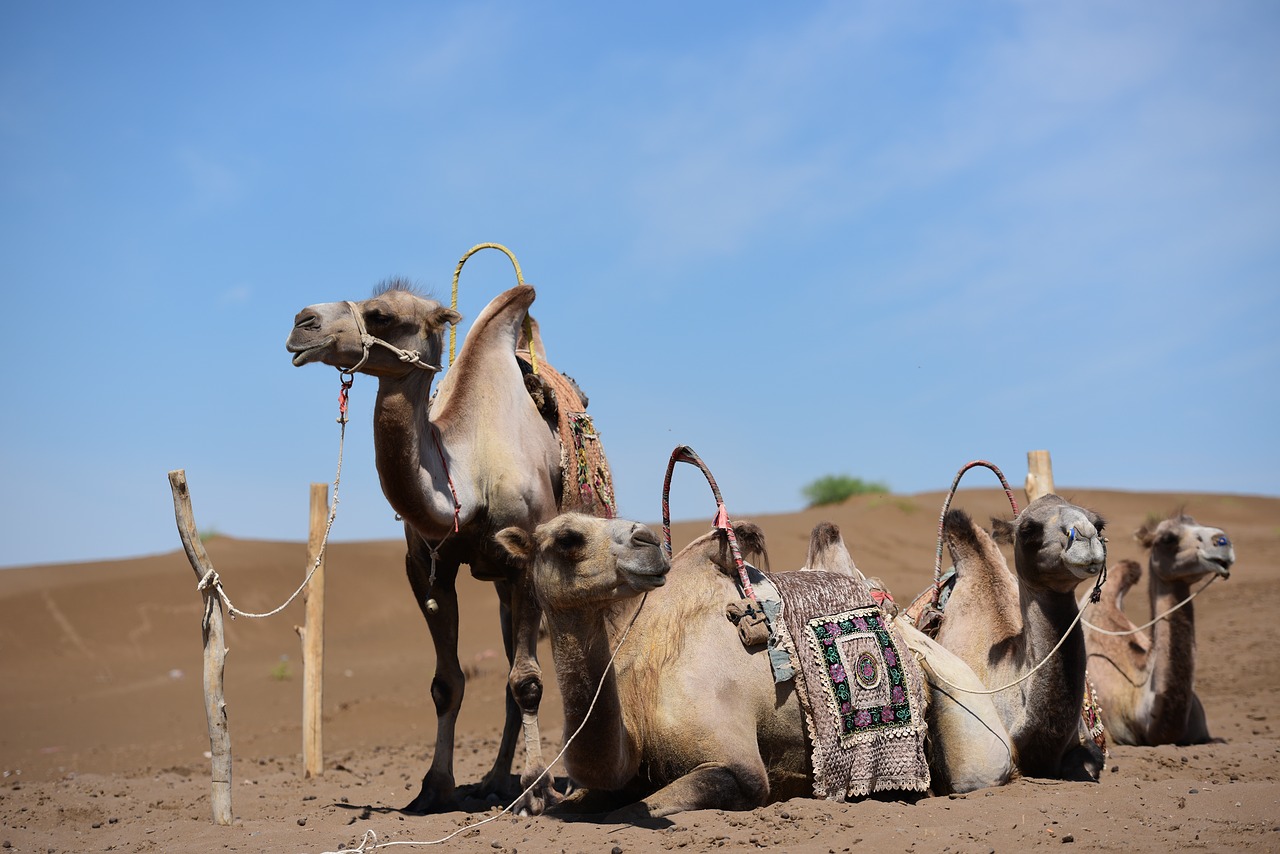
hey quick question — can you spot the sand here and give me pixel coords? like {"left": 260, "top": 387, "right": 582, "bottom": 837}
{"left": 2, "top": 487, "right": 1278, "bottom": 852}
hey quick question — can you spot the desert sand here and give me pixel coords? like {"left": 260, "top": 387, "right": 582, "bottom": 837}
{"left": 2, "top": 486, "right": 1277, "bottom": 853}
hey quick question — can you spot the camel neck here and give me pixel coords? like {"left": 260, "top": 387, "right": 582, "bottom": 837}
{"left": 543, "top": 606, "right": 638, "bottom": 789}
{"left": 1144, "top": 572, "right": 1197, "bottom": 735}
{"left": 1017, "top": 585, "right": 1087, "bottom": 690}
{"left": 371, "top": 372, "right": 464, "bottom": 534}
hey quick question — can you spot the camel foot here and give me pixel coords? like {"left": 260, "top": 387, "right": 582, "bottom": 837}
{"left": 402, "top": 770, "right": 459, "bottom": 815}
{"left": 512, "top": 765, "right": 560, "bottom": 816}
{"left": 1059, "top": 741, "right": 1105, "bottom": 783}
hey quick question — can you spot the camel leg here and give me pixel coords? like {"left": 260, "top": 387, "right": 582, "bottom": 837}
{"left": 403, "top": 542, "right": 465, "bottom": 814}
{"left": 479, "top": 573, "right": 557, "bottom": 814}
{"left": 608, "top": 761, "right": 769, "bottom": 821}
{"left": 475, "top": 580, "right": 522, "bottom": 801}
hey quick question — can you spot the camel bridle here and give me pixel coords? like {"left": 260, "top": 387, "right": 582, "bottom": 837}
{"left": 339, "top": 299, "right": 444, "bottom": 376}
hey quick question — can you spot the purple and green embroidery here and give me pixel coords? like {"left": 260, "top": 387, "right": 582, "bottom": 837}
{"left": 809, "top": 607, "right": 914, "bottom": 740}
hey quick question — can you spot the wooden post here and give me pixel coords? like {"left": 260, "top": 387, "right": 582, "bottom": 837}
{"left": 1025, "top": 450, "right": 1056, "bottom": 504}
{"left": 297, "top": 483, "right": 328, "bottom": 778}
{"left": 167, "top": 470, "right": 233, "bottom": 826}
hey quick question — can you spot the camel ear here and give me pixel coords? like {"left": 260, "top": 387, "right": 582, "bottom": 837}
{"left": 495, "top": 527, "right": 534, "bottom": 567}
{"left": 427, "top": 306, "right": 462, "bottom": 331}
{"left": 989, "top": 517, "right": 1016, "bottom": 545}
{"left": 1135, "top": 517, "right": 1159, "bottom": 549}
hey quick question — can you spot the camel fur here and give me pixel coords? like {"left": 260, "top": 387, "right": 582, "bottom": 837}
{"left": 932, "top": 495, "right": 1108, "bottom": 782}
{"left": 497, "top": 514, "right": 1012, "bottom": 820}
{"left": 1083, "top": 513, "right": 1234, "bottom": 745}
{"left": 286, "top": 281, "right": 606, "bottom": 814}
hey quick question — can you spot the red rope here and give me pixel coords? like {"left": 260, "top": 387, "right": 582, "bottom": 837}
{"left": 661, "top": 445, "right": 756, "bottom": 604}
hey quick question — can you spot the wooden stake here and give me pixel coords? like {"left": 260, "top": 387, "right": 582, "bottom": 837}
{"left": 167, "top": 470, "right": 233, "bottom": 826}
{"left": 298, "top": 483, "right": 328, "bottom": 778}
{"left": 1025, "top": 449, "right": 1056, "bottom": 504}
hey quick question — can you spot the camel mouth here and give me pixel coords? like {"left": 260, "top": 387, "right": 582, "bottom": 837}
{"left": 1066, "top": 560, "right": 1105, "bottom": 579}
{"left": 1204, "top": 555, "right": 1232, "bottom": 578}
{"left": 623, "top": 568, "right": 668, "bottom": 592}
{"left": 288, "top": 336, "right": 336, "bottom": 367}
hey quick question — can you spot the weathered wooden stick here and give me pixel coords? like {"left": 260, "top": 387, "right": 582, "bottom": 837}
{"left": 298, "top": 482, "right": 328, "bottom": 778}
{"left": 1025, "top": 449, "right": 1056, "bottom": 504}
{"left": 167, "top": 469, "right": 233, "bottom": 826}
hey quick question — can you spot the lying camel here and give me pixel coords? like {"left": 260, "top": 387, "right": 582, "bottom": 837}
{"left": 933, "top": 495, "right": 1107, "bottom": 782}
{"left": 496, "top": 514, "right": 1012, "bottom": 819}
{"left": 1083, "top": 513, "right": 1234, "bottom": 745}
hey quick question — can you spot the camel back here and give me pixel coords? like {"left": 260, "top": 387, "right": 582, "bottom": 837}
{"left": 517, "top": 352, "right": 616, "bottom": 519}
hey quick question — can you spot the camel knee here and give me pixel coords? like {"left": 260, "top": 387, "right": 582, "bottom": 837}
{"left": 431, "top": 675, "right": 463, "bottom": 715}
{"left": 510, "top": 673, "right": 543, "bottom": 713}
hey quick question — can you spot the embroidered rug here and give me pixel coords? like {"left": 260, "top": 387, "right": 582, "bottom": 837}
{"left": 516, "top": 353, "right": 616, "bottom": 519}
{"left": 768, "top": 570, "right": 931, "bottom": 800}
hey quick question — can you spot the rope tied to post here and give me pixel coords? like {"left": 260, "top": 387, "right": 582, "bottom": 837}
{"left": 195, "top": 374, "right": 353, "bottom": 621}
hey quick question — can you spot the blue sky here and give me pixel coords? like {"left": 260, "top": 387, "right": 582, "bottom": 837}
{"left": 2, "top": 1, "right": 1277, "bottom": 568}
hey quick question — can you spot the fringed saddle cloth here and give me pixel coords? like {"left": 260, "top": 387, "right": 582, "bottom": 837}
{"left": 516, "top": 353, "right": 617, "bottom": 519}
{"left": 766, "top": 570, "right": 931, "bottom": 800}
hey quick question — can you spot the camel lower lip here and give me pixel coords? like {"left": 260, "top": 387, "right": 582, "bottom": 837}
{"left": 289, "top": 338, "right": 334, "bottom": 366}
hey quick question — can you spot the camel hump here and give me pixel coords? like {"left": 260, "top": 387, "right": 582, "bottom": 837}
{"left": 1115, "top": 558, "right": 1143, "bottom": 591}
{"left": 734, "top": 521, "right": 768, "bottom": 570}
{"left": 805, "top": 521, "right": 861, "bottom": 578}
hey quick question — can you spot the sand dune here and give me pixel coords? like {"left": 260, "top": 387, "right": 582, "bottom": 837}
{"left": 1, "top": 487, "right": 1277, "bottom": 852}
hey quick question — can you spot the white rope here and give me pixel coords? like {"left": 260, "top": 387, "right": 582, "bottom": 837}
{"left": 924, "top": 569, "right": 1105, "bottom": 697}
{"left": 1080, "top": 574, "right": 1219, "bottom": 636}
{"left": 196, "top": 386, "right": 351, "bottom": 621}
{"left": 319, "top": 593, "right": 651, "bottom": 853}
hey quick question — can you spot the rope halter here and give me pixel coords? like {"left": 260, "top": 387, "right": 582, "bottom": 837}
{"left": 339, "top": 300, "right": 444, "bottom": 376}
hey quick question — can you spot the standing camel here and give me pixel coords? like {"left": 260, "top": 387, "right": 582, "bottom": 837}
{"left": 1083, "top": 513, "right": 1234, "bottom": 745}
{"left": 933, "top": 495, "right": 1108, "bottom": 782}
{"left": 495, "top": 514, "right": 1012, "bottom": 820}
{"left": 286, "top": 281, "right": 611, "bottom": 813}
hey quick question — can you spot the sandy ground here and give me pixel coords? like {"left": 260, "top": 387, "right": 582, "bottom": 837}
{"left": 2, "top": 487, "right": 1278, "bottom": 853}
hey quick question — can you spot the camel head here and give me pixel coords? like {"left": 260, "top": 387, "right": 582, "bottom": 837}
{"left": 496, "top": 514, "right": 670, "bottom": 611}
{"left": 285, "top": 281, "right": 461, "bottom": 378}
{"left": 991, "top": 494, "right": 1107, "bottom": 594}
{"left": 1136, "top": 513, "right": 1234, "bottom": 582}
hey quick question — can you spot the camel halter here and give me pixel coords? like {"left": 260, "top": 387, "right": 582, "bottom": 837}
{"left": 339, "top": 300, "right": 444, "bottom": 376}
{"left": 449, "top": 242, "right": 538, "bottom": 375}
{"left": 661, "top": 444, "right": 757, "bottom": 604}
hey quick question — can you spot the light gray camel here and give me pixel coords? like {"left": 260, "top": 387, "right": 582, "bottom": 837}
{"left": 933, "top": 495, "right": 1108, "bottom": 782}
{"left": 287, "top": 282, "right": 609, "bottom": 813}
{"left": 1083, "top": 513, "right": 1234, "bottom": 745}
{"left": 496, "top": 514, "right": 1012, "bottom": 819}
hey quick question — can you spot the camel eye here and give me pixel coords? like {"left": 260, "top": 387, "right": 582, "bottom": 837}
{"left": 554, "top": 530, "right": 586, "bottom": 552}
{"left": 366, "top": 310, "right": 391, "bottom": 326}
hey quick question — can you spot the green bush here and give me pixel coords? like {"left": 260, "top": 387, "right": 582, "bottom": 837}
{"left": 802, "top": 474, "right": 889, "bottom": 507}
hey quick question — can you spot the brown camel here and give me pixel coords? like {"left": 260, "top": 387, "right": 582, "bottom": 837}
{"left": 1083, "top": 513, "right": 1234, "bottom": 745}
{"left": 495, "top": 514, "right": 1012, "bottom": 820}
{"left": 286, "top": 281, "right": 608, "bottom": 814}
{"left": 932, "top": 495, "right": 1107, "bottom": 782}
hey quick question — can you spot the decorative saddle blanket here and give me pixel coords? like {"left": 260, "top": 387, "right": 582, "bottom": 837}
{"left": 516, "top": 353, "right": 616, "bottom": 519}
{"left": 766, "top": 570, "right": 931, "bottom": 800}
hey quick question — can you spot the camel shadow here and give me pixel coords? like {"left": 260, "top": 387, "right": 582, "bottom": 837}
{"left": 330, "top": 774, "right": 578, "bottom": 817}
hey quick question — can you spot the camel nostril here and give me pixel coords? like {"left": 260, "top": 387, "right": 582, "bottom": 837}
{"left": 631, "top": 526, "right": 660, "bottom": 548}
{"left": 294, "top": 311, "right": 319, "bottom": 329}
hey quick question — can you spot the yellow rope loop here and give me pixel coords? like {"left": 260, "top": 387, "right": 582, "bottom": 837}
{"left": 449, "top": 242, "right": 538, "bottom": 374}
